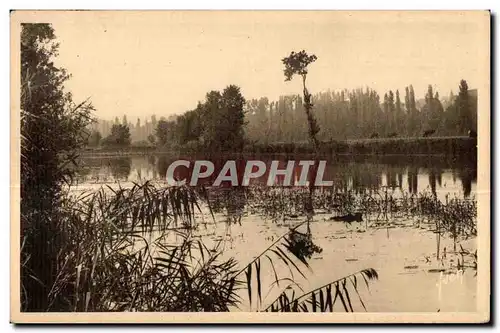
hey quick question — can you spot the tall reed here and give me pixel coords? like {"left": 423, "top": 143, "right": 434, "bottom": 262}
{"left": 22, "top": 181, "right": 380, "bottom": 312}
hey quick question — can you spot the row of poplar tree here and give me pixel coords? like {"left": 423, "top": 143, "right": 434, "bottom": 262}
{"left": 245, "top": 80, "right": 477, "bottom": 143}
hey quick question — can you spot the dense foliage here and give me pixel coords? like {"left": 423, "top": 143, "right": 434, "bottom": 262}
{"left": 87, "top": 130, "right": 102, "bottom": 147}
{"left": 21, "top": 23, "right": 94, "bottom": 311}
{"left": 101, "top": 123, "right": 131, "bottom": 147}
{"left": 154, "top": 85, "right": 246, "bottom": 151}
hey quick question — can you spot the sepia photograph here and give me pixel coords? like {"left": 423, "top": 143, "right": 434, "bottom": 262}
{"left": 10, "top": 10, "right": 490, "bottom": 323}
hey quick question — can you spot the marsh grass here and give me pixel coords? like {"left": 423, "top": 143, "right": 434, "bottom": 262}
{"left": 243, "top": 185, "right": 476, "bottom": 273}
{"left": 25, "top": 182, "right": 243, "bottom": 311}
{"left": 22, "top": 181, "right": 381, "bottom": 312}
{"left": 244, "top": 185, "right": 476, "bottom": 239}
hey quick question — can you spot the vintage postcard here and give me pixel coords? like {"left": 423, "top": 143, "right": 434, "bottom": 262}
{"left": 10, "top": 10, "right": 490, "bottom": 323}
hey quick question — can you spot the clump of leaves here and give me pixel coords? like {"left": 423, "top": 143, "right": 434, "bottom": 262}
{"left": 284, "top": 229, "right": 323, "bottom": 266}
{"left": 281, "top": 50, "right": 318, "bottom": 81}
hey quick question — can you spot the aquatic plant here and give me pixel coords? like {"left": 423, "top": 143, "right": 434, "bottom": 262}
{"left": 242, "top": 185, "right": 477, "bottom": 250}
{"left": 22, "top": 181, "right": 379, "bottom": 312}
{"left": 22, "top": 182, "right": 239, "bottom": 311}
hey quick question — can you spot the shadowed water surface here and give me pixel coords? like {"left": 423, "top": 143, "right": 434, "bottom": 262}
{"left": 76, "top": 153, "right": 477, "bottom": 199}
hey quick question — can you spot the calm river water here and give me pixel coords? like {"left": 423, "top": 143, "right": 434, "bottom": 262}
{"left": 75, "top": 153, "right": 477, "bottom": 199}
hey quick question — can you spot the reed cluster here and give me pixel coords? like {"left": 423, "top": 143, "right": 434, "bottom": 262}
{"left": 22, "top": 182, "right": 379, "bottom": 312}
{"left": 242, "top": 186, "right": 477, "bottom": 241}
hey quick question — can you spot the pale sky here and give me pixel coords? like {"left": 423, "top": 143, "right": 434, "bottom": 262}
{"left": 41, "top": 11, "right": 488, "bottom": 120}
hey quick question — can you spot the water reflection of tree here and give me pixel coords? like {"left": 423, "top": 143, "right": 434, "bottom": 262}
{"left": 157, "top": 155, "right": 168, "bottom": 180}
{"left": 382, "top": 165, "right": 405, "bottom": 191}
{"left": 386, "top": 168, "right": 396, "bottom": 190}
{"left": 108, "top": 157, "right": 132, "bottom": 182}
{"left": 224, "top": 187, "right": 247, "bottom": 225}
{"left": 147, "top": 155, "right": 157, "bottom": 179}
{"left": 427, "top": 168, "right": 444, "bottom": 197}
{"left": 76, "top": 158, "right": 103, "bottom": 183}
{"left": 74, "top": 166, "right": 92, "bottom": 184}
{"left": 157, "top": 155, "right": 181, "bottom": 181}
{"left": 458, "top": 167, "right": 476, "bottom": 197}
{"left": 147, "top": 155, "right": 156, "bottom": 166}
{"left": 152, "top": 153, "right": 476, "bottom": 199}
{"left": 210, "top": 187, "right": 247, "bottom": 226}
{"left": 326, "top": 163, "right": 350, "bottom": 192}
{"left": 397, "top": 172, "right": 403, "bottom": 189}
{"left": 350, "top": 163, "right": 383, "bottom": 193}
{"left": 429, "top": 170, "right": 437, "bottom": 196}
{"left": 407, "top": 167, "right": 419, "bottom": 194}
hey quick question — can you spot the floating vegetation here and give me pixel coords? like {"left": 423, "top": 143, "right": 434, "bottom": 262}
{"left": 284, "top": 229, "right": 323, "bottom": 264}
{"left": 404, "top": 265, "right": 419, "bottom": 269}
{"left": 242, "top": 185, "right": 476, "bottom": 242}
{"left": 330, "top": 213, "right": 363, "bottom": 223}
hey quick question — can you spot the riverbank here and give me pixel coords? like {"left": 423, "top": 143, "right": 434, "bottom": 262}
{"left": 246, "top": 136, "right": 477, "bottom": 157}
{"left": 81, "top": 136, "right": 477, "bottom": 158}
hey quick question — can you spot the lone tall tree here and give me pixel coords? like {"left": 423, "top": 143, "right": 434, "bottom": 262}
{"left": 282, "top": 50, "right": 320, "bottom": 150}
{"left": 282, "top": 50, "right": 319, "bottom": 220}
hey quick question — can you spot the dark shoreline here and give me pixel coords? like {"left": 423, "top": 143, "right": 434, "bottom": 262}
{"left": 80, "top": 136, "right": 477, "bottom": 160}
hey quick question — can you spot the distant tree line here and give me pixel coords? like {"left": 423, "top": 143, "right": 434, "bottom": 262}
{"left": 245, "top": 80, "right": 477, "bottom": 143}
{"left": 153, "top": 79, "right": 477, "bottom": 151}
{"left": 88, "top": 114, "right": 176, "bottom": 147}
{"left": 86, "top": 79, "right": 476, "bottom": 150}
